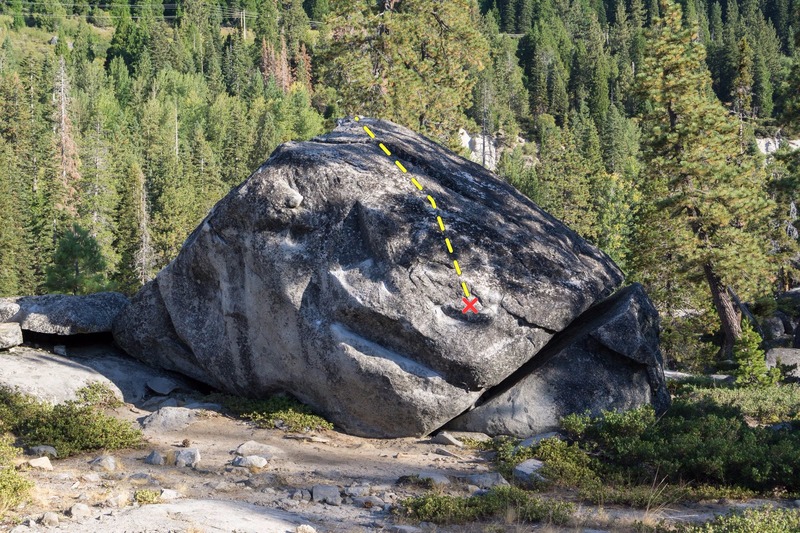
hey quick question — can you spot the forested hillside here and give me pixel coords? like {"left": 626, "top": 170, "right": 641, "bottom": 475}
{"left": 0, "top": 0, "right": 798, "bottom": 365}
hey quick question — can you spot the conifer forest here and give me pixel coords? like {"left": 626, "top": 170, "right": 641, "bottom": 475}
{"left": 0, "top": 0, "right": 798, "bottom": 367}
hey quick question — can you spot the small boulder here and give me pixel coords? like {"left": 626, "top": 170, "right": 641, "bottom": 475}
{"left": 104, "top": 492, "right": 130, "bottom": 508}
{"left": 128, "top": 473, "right": 156, "bottom": 486}
{"left": 295, "top": 526, "right": 318, "bottom": 533}
{"left": 89, "top": 455, "right": 117, "bottom": 472}
{"left": 174, "top": 448, "right": 200, "bottom": 468}
{"left": 232, "top": 455, "right": 268, "bottom": 469}
{"left": 28, "top": 456, "right": 53, "bottom": 471}
{"left": 353, "top": 495, "right": 384, "bottom": 508}
{"left": 312, "top": 484, "right": 342, "bottom": 506}
{"left": 159, "top": 488, "right": 180, "bottom": 501}
{"left": 762, "top": 316, "right": 787, "bottom": 340}
{"left": 460, "top": 472, "right": 509, "bottom": 489}
{"left": 417, "top": 472, "right": 450, "bottom": 486}
{"left": 344, "top": 485, "right": 371, "bottom": 497}
{"left": 235, "top": 440, "right": 283, "bottom": 459}
{"left": 41, "top": 511, "right": 59, "bottom": 526}
{"left": 144, "top": 450, "right": 164, "bottom": 466}
{"left": 766, "top": 348, "right": 800, "bottom": 378}
{"left": 146, "top": 377, "right": 179, "bottom": 395}
{"left": 28, "top": 445, "right": 58, "bottom": 458}
{"left": 0, "top": 323, "right": 23, "bottom": 350}
{"left": 430, "top": 431, "right": 463, "bottom": 447}
{"left": 513, "top": 459, "right": 546, "bottom": 484}
{"left": 141, "top": 407, "right": 198, "bottom": 432}
{"left": 68, "top": 503, "right": 93, "bottom": 520}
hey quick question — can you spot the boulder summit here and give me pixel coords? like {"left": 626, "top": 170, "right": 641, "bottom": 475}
{"left": 113, "top": 118, "right": 669, "bottom": 438}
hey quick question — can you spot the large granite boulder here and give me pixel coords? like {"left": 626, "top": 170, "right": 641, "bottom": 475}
{"left": 114, "top": 117, "right": 668, "bottom": 438}
{"left": 1, "top": 292, "right": 128, "bottom": 335}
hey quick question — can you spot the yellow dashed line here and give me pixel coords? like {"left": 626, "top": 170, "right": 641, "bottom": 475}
{"left": 354, "top": 116, "right": 478, "bottom": 308}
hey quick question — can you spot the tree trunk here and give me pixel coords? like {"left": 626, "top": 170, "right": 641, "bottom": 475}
{"left": 704, "top": 263, "right": 741, "bottom": 359}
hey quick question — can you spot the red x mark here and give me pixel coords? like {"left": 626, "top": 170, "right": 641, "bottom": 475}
{"left": 462, "top": 297, "right": 479, "bottom": 314}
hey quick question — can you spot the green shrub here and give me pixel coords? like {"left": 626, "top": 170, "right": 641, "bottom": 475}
{"left": 134, "top": 489, "right": 160, "bottom": 505}
{"left": 675, "top": 506, "right": 800, "bottom": 532}
{"left": 0, "top": 386, "right": 143, "bottom": 458}
{"left": 207, "top": 393, "right": 333, "bottom": 432}
{"left": 733, "top": 320, "right": 779, "bottom": 388}
{"left": 0, "top": 434, "right": 31, "bottom": 518}
{"left": 675, "top": 382, "right": 800, "bottom": 424}
{"left": 398, "top": 485, "right": 574, "bottom": 525}
{"left": 76, "top": 382, "right": 123, "bottom": 409}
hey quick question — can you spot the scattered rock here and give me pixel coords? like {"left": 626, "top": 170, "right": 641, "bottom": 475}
{"left": 173, "top": 448, "right": 200, "bottom": 468}
{"left": 434, "top": 447, "right": 463, "bottom": 459}
{"left": 160, "top": 489, "right": 180, "bottom": 501}
{"left": 68, "top": 503, "right": 93, "bottom": 520}
{"left": 144, "top": 450, "right": 164, "bottom": 466}
{"left": 235, "top": 440, "right": 284, "bottom": 459}
{"left": 388, "top": 526, "right": 423, "bottom": 533}
{"left": 519, "top": 432, "right": 561, "bottom": 449}
{"left": 81, "top": 473, "right": 101, "bottom": 483}
{"left": 513, "top": 459, "right": 546, "bottom": 484}
{"left": 28, "top": 445, "right": 58, "bottom": 458}
{"left": 0, "top": 323, "right": 23, "bottom": 350}
{"left": 27, "top": 456, "right": 53, "bottom": 471}
{"left": 295, "top": 526, "right": 318, "bottom": 533}
{"left": 40, "top": 511, "right": 59, "bottom": 526}
{"left": 89, "top": 455, "right": 117, "bottom": 472}
{"left": 232, "top": 455, "right": 268, "bottom": 469}
{"left": 460, "top": 472, "right": 509, "bottom": 488}
{"left": 430, "top": 431, "right": 463, "bottom": 447}
{"left": 53, "top": 345, "right": 67, "bottom": 356}
{"left": 312, "top": 484, "right": 342, "bottom": 506}
{"left": 146, "top": 376, "right": 179, "bottom": 395}
{"left": 208, "top": 480, "right": 235, "bottom": 492}
{"left": 1, "top": 292, "right": 128, "bottom": 335}
{"left": 141, "top": 407, "right": 199, "bottom": 432}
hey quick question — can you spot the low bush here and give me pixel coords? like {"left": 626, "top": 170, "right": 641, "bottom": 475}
{"left": 0, "top": 434, "right": 31, "bottom": 518}
{"left": 134, "top": 489, "right": 161, "bottom": 505}
{"left": 0, "top": 386, "right": 143, "bottom": 458}
{"left": 75, "top": 381, "right": 123, "bottom": 409}
{"left": 673, "top": 505, "right": 800, "bottom": 532}
{"left": 207, "top": 393, "right": 333, "bottom": 432}
{"left": 398, "top": 485, "right": 574, "bottom": 525}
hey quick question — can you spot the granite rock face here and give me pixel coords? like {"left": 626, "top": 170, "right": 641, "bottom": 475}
{"left": 113, "top": 117, "right": 668, "bottom": 438}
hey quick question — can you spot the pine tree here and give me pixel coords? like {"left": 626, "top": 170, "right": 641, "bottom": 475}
{"left": 52, "top": 56, "right": 81, "bottom": 230}
{"left": 731, "top": 37, "right": 754, "bottom": 132}
{"left": 46, "top": 224, "right": 108, "bottom": 295}
{"left": 114, "top": 158, "right": 153, "bottom": 295}
{"left": 634, "top": 0, "right": 774, "bottom": 358}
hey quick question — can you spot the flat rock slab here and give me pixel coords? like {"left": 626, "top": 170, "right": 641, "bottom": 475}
{"left": 0, "top": 345, "right": 193, "bottom": 406}
{"left": 44, "top": 499, "right": 315, "bottom": 532}
{"left": 0, "top": 323, "right": 22, "bottom": 349}
{"left": 0, "top": 347, "right": 124, "bottom": 404}
{"left": 1, "top": 292, "right": 128, "bottom": 335}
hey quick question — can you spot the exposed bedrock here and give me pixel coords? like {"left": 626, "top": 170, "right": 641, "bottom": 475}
{"left": 113, "top": 117, "right": 668, "bottom": 438}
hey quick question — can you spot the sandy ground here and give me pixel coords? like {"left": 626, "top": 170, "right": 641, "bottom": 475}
{"left": 1, "top": 344, "right": 796, "bottom": 533}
